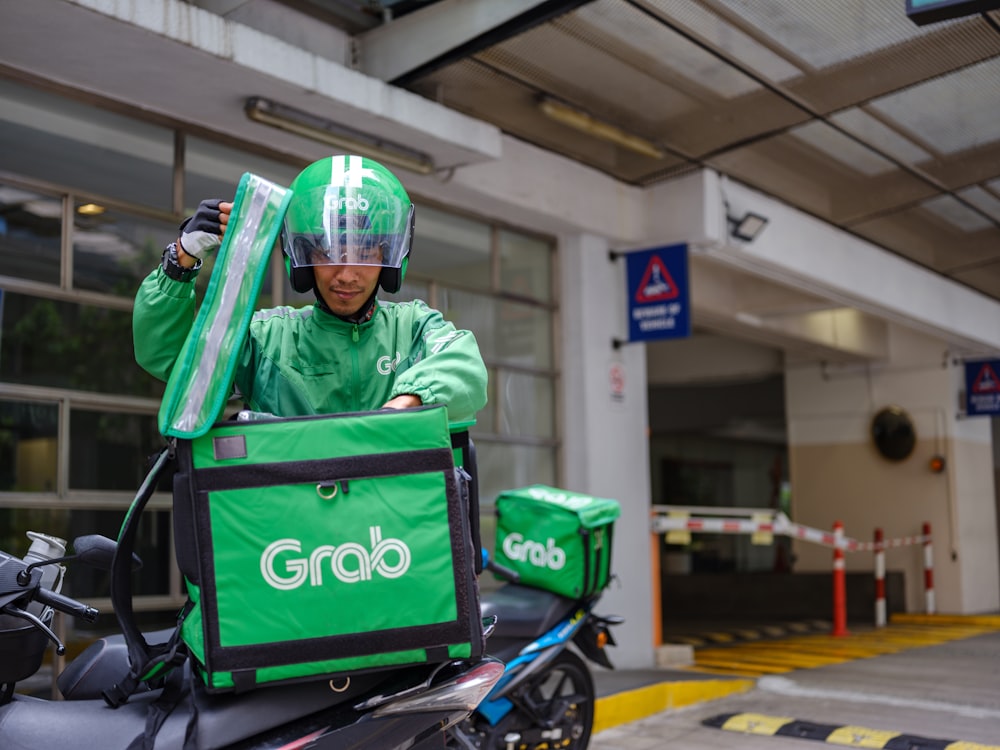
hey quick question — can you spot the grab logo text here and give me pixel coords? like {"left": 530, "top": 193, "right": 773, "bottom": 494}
{"left": 261, "top": 526, "right": 410, "bottom": 590}
{"left": 502, "top": 533, "right": 566, "bottom": 571}
{"left": 326, "top": 194, "right": 370, "bottom": 212}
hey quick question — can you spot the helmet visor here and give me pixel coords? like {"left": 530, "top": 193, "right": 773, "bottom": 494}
{"left": 283, "top": 185, "right": 413, "bottom": 269}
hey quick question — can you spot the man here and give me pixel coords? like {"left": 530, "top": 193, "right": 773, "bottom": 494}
{"left": 133, "top": 154, "right": 488, "bottom": 424}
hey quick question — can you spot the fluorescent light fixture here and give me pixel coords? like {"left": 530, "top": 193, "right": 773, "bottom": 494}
{"left": 728, "top": 211, "right": 769, "bottom": 242}
{"left": 538, "top": 97, "right": 665, "bottom": 160}
{"left": 245, "top": 96, "right": 435, "bottom": 175}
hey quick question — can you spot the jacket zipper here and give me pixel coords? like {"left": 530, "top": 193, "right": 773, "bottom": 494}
{"left": 351, "top": 323, "right": 360, "bottom": 409}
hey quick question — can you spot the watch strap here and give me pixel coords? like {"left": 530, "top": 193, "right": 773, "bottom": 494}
{"left": 161, "top": 242, "right": 202, "bottom": 282}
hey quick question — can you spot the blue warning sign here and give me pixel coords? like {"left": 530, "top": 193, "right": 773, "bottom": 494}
{"left": 965, "top": 359, "right": 1000, "bottom": 416}
{"left": 625, "top": 243, "right": 690, "bottom": 343}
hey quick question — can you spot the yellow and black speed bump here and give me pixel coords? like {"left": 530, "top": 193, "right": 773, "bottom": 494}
{"left": 703, "top": 712, "right": 1000, "bottom": 749}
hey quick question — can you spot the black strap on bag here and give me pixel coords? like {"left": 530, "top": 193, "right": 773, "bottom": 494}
{"left": 123, "top": 667, "right": 198, "bottom": 750}
{"left": 103, "top": 445, "right": 190, "bottom": 708}
{"left": 451, "top": 430, "right": 483, "bottom": 574}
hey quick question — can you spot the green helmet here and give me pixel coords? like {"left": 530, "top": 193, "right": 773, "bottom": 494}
{"left": 282, "top": 154, "right": 415, "bottom": 294}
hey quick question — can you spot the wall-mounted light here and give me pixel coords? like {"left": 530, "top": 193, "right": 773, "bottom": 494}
{"left": 76, "top": 203, "right": 106, "bottom": 216}
{"left": 728, "top": 211, "right": 769, "bottom": 242}
{"left": 538, "top": 97, "right": 665, "bottom": 160}
{"left": 244, "top": 96, "right": 435, "bottom": 175}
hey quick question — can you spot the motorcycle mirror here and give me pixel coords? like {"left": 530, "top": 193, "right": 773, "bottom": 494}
{"left": 72, "top": 535, "right": 142, "bottom": 571}
{"left": 16, "top": 535, "right": 141, "bottom": 585}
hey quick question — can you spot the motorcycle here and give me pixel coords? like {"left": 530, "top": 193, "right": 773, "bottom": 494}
{"left": 0, "top": 529, "right": 503, "bottom": 749}
{"left": 448, "top": 553, "right": 623, "bottom": 750}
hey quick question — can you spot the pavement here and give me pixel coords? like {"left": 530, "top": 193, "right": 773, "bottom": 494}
{"left": 590, "top": 613, "right": 1000, "bottom": 748}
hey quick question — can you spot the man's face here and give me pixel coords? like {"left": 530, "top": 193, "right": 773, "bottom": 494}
{"left": 313, "top": 262, "right": 382, "bottom": 317}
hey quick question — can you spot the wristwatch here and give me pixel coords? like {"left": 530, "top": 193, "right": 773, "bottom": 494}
{"left": 160, "top": 242, "right": 202, "bottom": 282}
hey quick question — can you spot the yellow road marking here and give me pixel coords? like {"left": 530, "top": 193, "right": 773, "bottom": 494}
{"left": 706, "top": 713, "right": 1000, "bottom": 750}
{"left": 826, "top": 724, "right": 899, "bottom": 748}
{"left": 721, "top": 712, "right": 794, "bottom": 735}
{"left": 689, "top": 620, "right": 1000, "bottom": 677}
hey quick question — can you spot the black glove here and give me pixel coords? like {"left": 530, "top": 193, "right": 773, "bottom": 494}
{"left": 179, "top": 199, "right": 226, "bottom": 259}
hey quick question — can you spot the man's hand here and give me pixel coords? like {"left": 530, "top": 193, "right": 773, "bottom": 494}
{"left": 382, "top": 394, "right": 422, "bottom": 410}
{"left": 178, "top": 199, "right": 232, "bottom": 261}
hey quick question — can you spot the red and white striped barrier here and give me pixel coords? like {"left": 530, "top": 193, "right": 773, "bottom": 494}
{"left": 870, "top": 522, "right": 936, "bottom": 626}
{"left": 832, "top": 521, "right": 848, "bottom": 637}
{"left": 874, "top": 528, "right": 886, "bottom": 627}
{"left": 651, "top": 507, "right": 934, "bottom": 628}
{"left": 924, "top": 522, "right": 936, "bottom": 615}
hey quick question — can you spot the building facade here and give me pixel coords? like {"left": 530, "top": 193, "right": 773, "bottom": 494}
{"left": 2, "top": 0, "right": 999, "bottom": 670}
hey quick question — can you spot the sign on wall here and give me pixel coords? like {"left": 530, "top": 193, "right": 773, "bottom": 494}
{"left": 906, "top": 0, "right": 1000, "bottom": 25}
{"left": 624, "top": 243, "right": 690, "bottom": 343}
{"left": 964, "top": 359, "right": 1000, "bottom": 416}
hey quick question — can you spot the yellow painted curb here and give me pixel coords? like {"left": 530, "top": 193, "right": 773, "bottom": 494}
{"left": 593, "top": 678, "right": 755, "bottom": 734}
{"left": 890, "top": 613, "right": 1000, "bottom": 628}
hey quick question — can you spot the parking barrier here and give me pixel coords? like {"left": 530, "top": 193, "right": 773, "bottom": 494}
{"left": 874, "top": 528, "right": 886, "bottom": 627}
{"left": 832, "top": 521, "right": 848, "bottom": 637}
{"left": 651, "top": 506, "right": 933, "bottom": 629}
{"left": 924, "top": 522, "right": 935, "bottom": 615}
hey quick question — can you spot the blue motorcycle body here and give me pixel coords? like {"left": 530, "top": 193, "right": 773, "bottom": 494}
{"left": 449, "top": 556, "right": 622, "bottom": 750}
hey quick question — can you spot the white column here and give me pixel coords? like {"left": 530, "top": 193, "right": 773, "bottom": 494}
{"left": 560, "top": 232, "right": 655, "bottom": 669}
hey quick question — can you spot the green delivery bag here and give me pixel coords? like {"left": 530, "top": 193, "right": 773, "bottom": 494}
{"left": 494, "top": 485, "right": 620, "bottom": 599}
{"left": 172, "top": 404, "right": 483, "bottom": 693}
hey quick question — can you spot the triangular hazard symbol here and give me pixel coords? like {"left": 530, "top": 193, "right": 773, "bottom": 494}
{"left": 973, "top": 363, "right": 1000, "bottom": 393}
{"left": 635, "top": 255, "right": 679, "bottom": 303}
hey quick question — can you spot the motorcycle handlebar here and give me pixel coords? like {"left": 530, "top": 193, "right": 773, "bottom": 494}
{"left": 34, "top": 586, "right": 99, "bottom": 623}
{"left": 486, "top": 558, "right": 521, "bottom": 584}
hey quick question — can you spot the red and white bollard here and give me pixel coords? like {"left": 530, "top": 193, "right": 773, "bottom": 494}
{"left": 874, "top": 527, "right": 886, "bottom": 628}
{"left": 924, "top": 522, "right": 936, "bottom": 615}
{"left": 832, "top": 520, "right": 849, "bottom": 637}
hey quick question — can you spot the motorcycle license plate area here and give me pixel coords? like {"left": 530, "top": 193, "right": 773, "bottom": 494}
{"left": 173, "top": 405, "right": 483, "bottom": 692}
{"left": 494, "top": 485, "right": 620, "bottom": 599}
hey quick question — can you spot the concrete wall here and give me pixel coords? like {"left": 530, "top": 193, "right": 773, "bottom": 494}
{"left": 786, "top": 327, "right": 1000, "bottom": 614}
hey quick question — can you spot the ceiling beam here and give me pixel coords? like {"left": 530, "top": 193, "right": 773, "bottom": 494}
{"left": 357, "top": 0, "right": 590, "bottom": 84}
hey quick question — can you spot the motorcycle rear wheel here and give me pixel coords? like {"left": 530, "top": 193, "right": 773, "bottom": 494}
{"left": 479, "top": 650, "right": 595, "bottom": 749}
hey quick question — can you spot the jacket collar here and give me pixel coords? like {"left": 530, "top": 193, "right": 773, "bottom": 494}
{"left": 312, "top": 291, "right": 380, "bottom": 329}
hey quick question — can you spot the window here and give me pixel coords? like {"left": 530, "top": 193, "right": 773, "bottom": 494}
{"left": 184, "top": 136, "right": 301, "bottom": 211}
{"left": 0, "top": 184, "right": 62, "bottom": 286}
{"left": 0, "top": 399, "right": 58, "bottom": 493}
{"left": 72, "top": 201, "right": 176, "bottom": 298}
{"left": 403, "top": 208, "right": 558, "bottom": 515}
{"left": 0, "top": 291, "right": 162, "bottom": 397}
{"left": 0, "top": 78, "right": 174, "bottom": 212}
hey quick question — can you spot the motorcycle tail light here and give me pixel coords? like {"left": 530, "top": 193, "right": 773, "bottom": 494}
{"left": 372, "top": 660, "right": 505, "bottom": 717}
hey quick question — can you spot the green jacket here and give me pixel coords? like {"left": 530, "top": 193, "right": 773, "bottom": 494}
{"left": 133, "top": 268, "right": 488, "bottom": 424}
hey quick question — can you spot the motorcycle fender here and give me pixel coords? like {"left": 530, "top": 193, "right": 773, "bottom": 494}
{"left": 572, "top": 620, "right": 615, "bottom": 670}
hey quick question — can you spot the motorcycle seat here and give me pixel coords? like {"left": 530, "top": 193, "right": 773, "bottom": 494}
{"left": 20, "top": 629, "right": 387, "bottom": 749}
{"left": 480, "top": 583, "right": 577, "bottom": 641}
{"left": 4, "top": 665, "right": 386, "bottom": 750}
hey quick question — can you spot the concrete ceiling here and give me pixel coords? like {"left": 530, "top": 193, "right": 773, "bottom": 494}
{"left": 339, "top": 0, "right": 1000, "bottom": 305}
{"left": 347, "top": 0, "right": 1000, "bottom": 370}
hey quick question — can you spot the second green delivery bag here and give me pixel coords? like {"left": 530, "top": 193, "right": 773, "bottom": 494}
{"left": 494, "top": 485, "right": 620, "bottom": 599}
